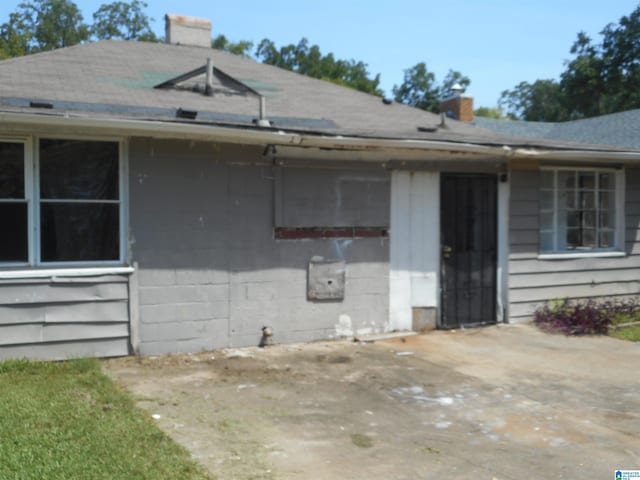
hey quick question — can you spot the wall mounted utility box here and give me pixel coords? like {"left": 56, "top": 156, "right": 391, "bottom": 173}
{"left": 308, "top": 257, "right": 346, "bottom": 300}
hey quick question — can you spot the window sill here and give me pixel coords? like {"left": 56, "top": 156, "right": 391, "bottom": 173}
{"left": 0, "top": 266, "right": 135, "bottom": 280}
{"left": 537, "top": 251, "right": 626, "bottom": 260}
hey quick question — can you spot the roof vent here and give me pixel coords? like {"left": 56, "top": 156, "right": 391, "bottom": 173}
{"left": 176, "top": 108, "right": 198, "bottom": 119}
{"left": 29, "top": 101, "right": 53, "bottom": 109}
{"left": 165, "top": 14, "right": 211, "bottom": 48}
{"left": 255, "top": 96, "right": 271, "bottom": 127}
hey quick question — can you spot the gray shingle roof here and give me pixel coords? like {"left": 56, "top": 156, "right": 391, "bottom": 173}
{"left": 475, "top": 110, "right": 640, "bottom": 150}
{"left": 0, "top": 40, "right": 635, "bottom": 152}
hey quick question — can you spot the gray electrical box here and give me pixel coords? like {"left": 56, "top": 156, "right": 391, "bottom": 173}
{"left": 308, "top": 257, "right": 346, "bottom": 300}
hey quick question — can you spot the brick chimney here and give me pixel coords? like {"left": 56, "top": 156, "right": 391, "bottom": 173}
{"left": 439, "top": 84, "right": 474, "bottom": 122}
{"left": 165, "top": 14, "right": 211, "bottom": 48}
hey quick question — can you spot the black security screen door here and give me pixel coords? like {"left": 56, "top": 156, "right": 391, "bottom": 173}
{"left": 440, "top": 174, "right": 497, "bottom": 328}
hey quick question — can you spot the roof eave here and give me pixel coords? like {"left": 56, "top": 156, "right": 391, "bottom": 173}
{"left": 1, "top": 111, "right": 639, "bottom": 163}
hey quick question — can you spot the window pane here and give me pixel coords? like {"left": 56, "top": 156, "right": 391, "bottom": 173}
{"left": 559, "top": 171, "right": 575, "bottom": 189}
{"left": 599, "top": 172, "right": 613, "bottom": 190}
{"left": 599, "top": 191, "right": 612, "bottom": 209}
{"left": 562, "top": 189, "right": 575, "bottom": 209}
{"left": 582, "top": 228, "right": 595, "bottom": 247}
{"left": 578, "top": 172, "right": 595, "bottom": 189}
{"left": 0, "top": 203, "right": 28, "bottom": 262}
{"left": 599, "top": 230, "right": 614, "bottom": 248}
{"left": 565, "top": 210, "right": 579, "bottom": 227}
{"left": 567, "top": 228, "right": 580, "bottom": 248}
{"left": 40, "top": 203, "right": 119, "bottom": 262}
{"left": 582, "top": 210, "right": 596, "bottom": 228}
{"left": 0, "top": 142, "right": 24, "bottom": 199}
{"left": 540, "top": 171, "right": 554, "bottom": 189}
{"left": 599, "top": 210, "right": 615, "bottom": 229}
{"left": 579, "top": 191, "right": 595, "bottom": 209}
{"left": 40, "top": 139, "right": 119, "bottom": 200}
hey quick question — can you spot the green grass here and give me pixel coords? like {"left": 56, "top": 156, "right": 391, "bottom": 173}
{"left": 609, "top": 324, "right": 640, "bottom": 342}
{"left": 0, "top": 358, "right": 213, "bottom": 480}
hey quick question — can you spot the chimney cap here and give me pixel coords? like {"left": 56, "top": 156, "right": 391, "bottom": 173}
{"left": 451, "top": 83, "right": 464, "bottom": 95}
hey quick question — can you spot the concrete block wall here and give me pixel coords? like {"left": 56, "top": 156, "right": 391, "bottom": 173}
{"left": 129, "top": 138, "right": 390, "bottom": 354}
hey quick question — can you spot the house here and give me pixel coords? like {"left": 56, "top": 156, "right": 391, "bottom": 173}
{"left": 475, "top": 110, "right": 640, "bottom": 149}
{"left": 1, "top": 15, "right": 640, "bottom": 360}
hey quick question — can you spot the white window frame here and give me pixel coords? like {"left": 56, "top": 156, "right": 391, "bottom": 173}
{"left": 0, "top": 135, "right": 128, "bottom": 269}
{"left": 538, "top": 166, "right": 625, "bottom": 258}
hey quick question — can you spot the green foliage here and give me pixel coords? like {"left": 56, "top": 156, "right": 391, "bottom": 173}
{"left": 499, "top": 79, "right": 569, "bottom": 121}
{"left": 392, "top": 64, "right": 471, "bottom": 113}
{"left": 503, "top": 4, "right": 640, "bottom": 120}
{"left": 212, "top": 34, "right": 253, "bottom": 57}
{"left": 92, "top": 0, "right": 158, "bottom": 42}
{"left": 0, "top": 0, "right": 158, "bottom": 58}
{"left": 0, "top": 359, "right": 213, "bottom": 479}
{"left": 609, "top": 324, "right": 640, "bottom": 341}
{"left": 392, "top": 62, "right": 438, "bottom": 111}
{"left": 474, "top": 106, "right": 505, "bottom": 119}
{"left": 440, "top": 69, "right": 471, "bottom": 98}
{"left": 255, "top": 37, "right": 382, "bottom": 96}
{"left": 0, "top": 11, "right": 32, "bottom": 59}
{"left": 15, "top": 0, "right": 90, "bottom": 52}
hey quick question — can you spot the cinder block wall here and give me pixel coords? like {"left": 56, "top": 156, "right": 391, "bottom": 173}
{"left": 129, "top": 138, "right": 390, "bottom": 354}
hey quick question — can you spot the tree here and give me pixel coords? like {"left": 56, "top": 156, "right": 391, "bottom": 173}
{"left": 499, "top": 79, "right": 568, "bottom": 121}
{"left": 597, "top": 5, "right": 640, "bottom": 113}
{"left": 440, "top": 69, "right": 471, "bottom": 98}
{"left": 212, "top": 34, "right": 253, "bottom": 57}
{"left": 559, "top": 32, "right": 606, "bottom": 119}
{"left": 0, "top": 12, "right": 32, "bottom": 59}
{"left": 392, "top": 62, "right": 439, "bottom": 111}
{"left": 92, "top": 0, "right": 157, "bottom": 42}
{"left": 15, "top": 0, "right": 89, "bottom": 52}
{"left": 255, "top": 37, "right": 382, "bottom": 96}
{"left": 474, "top": 106, "right": 505, "bottom": 119}
{"left": 392, "top": 64, "right": 471, "bottom": 113}
{"left": 503, "top": 4, "right": 640, "bottom": 120}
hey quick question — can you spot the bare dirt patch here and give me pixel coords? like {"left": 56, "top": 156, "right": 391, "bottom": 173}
{"left": 105, "top": 324, "right": 640, "bottom": 479}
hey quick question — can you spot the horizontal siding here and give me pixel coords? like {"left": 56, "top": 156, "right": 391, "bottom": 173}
{"left": 511, "top": 281, "right": 640, "bottom": 303}
{"left": 510, "top": 267, "right": 640, "bottom": 288}
{"left": 0, "top": 276, "right": 129, "bottom": 359}
{"left": 0, "top": 323, "right": 128, "bottom": 346}
{"left": 0, "top": 301, "right": 128, "bottom": 325}
{"left": 507, "top": 168, "right": 640, "bottom": 322}
{"left": 0, "top": 338, "right": 128, "bottom": 361}
{"left": 0, "top": 282, "right": 127, "bottom": 305}
{"left": 510, "top": 254, "right": 640, "bottom": 274}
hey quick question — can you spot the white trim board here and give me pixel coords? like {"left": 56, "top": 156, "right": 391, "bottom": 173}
{"left": 389, "top": 171, "right": 440, "bottom": 331}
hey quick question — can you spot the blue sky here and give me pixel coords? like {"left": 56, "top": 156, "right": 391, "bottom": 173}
{"left": 1, "top": 1, "right": 638, "bottom": 107}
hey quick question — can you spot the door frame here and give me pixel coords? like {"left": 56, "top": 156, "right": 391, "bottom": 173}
{"left": 439, "top": 173, "right": 498, "bottom": 329}
{"left": 389, "top": 170, "right": 509, "bottom": 332}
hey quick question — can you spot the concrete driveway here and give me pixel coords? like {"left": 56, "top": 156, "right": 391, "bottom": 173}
{"left": 105, "top": 324, "right": 640, "bottom": 480}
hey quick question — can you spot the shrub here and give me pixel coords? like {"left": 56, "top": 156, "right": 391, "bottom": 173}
{"left": 533, "top": 298, "right": 640, "bottom": 336}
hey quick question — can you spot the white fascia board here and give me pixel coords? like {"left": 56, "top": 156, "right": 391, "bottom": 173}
{"left": 510, "top": 147, "right": 640, "bottom": 162}
{"left": 2, "top": 111, "right": 640, "bottom": 163}
{"left": 0, "top": 266, "right": 135, "bottom": 280}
